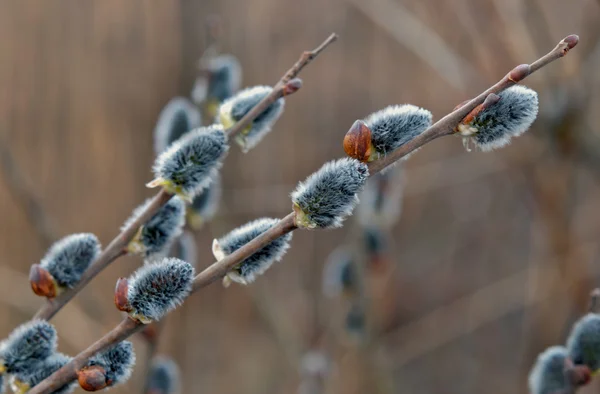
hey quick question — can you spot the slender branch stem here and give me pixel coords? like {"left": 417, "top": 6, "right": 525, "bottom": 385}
{"left": 225, "top": 33, "right": 338, "bottom": 139}
{"left": 367, "top": 34, "right": 579, "bottom": 174}
{"left": 33, "top": 190, "right": 174, "bottom": 320}
{"left": 28, "top": 34, "right": 578, "bottom": 394}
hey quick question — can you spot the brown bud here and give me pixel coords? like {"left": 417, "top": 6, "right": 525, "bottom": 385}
{"left": 507, "top": 64, "right": 530, "bottom": 83}
{"left": 563, "top": 34, "right": 579, "bottom": 50}
{"left": 564, "top": 362, "right": 591, "bottom": 387}
{"left": 77, "top": 365, "right": 111, "bottom": 391}
{"left": 29, "top": 264, "right": 57, "bottom": 298}
{"left": 343, "top": 120, "right": 374, "bottom": 162}
{"left": 114, "top": 278, "right": 132, "bottom": 313}
{"left": 282, "top": 78, "right": 303, "bottom": 96}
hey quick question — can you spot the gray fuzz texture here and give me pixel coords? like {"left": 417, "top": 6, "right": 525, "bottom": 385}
{"left": 146, "top": 356, "right": 180, "bottom": 394}
{"left": 206, "top": 55, "right": 242, "bottom": 103}
{"left": 291, "top": 158, "right": 369, "bottom": 229}
{"left": 153, "top": 97, "right": 202, "bottom": 155}
{"left": 172, "top": 231, "right": 197, "bottom": 271}
{"left": 219, "top": 85, "right": 284, "bottom": 152}
{"left": 14, "top": 353, "right": 75, "bottom": 394}
{"left": 40, "top": 233, "right": 101, "bottom": 289}
{"left": 88, "top": 341, "right": 136, "bottom": 387}
{"left": 122, "top": 197, "right": 186, "bottom": 259}
{"left": 127, "top": 258, "right": 195, "bottom": 322}
{"left": 189, "top": 174, "right": 221, "bottom": 222}
{"left": 567, "top": 313, "right": 600, "bottom": 371}
{"left": 212, "top": 218, "right": 292, "bottom": 285}
{"left": 364, "top": 104, "right": 432, "bottom": 155}
{"left": 153, "top": 125, "right": 229, "bottom": 199}
{"left": 528, "top": 346, "right": 571, "bottom": 394}
{"left": 470, "top": 85, "right": 539, "bottom": 151}
{"left": 0, "top": 320, "right": 57, "bottom": 375}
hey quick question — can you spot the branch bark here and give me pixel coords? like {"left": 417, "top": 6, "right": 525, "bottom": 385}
{"left": 28, "top": 34, "right": 578, "bottom": 394}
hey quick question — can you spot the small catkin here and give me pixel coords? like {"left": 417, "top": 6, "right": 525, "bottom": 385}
{"left": 212, "top": 218, "right": 292, "bottom": 285}
{"left": 39, "top": 233, "right": 101, "bottom": 290}
{"left": 126, "top": 258, "right": 195, "bottom": 323}
{"left": 0, "top": 320, "right": 57, "bottom": 375}
{"left": 363, "top": 104, "right": 432, "bottom": 156}
{"left": 87, "top": 341, "right": 136, "bottom": 388}
{"left": 150, "top": 125, "right": 229, "bottom": 200}
{"left": 528, "top": 346, "right": 572, "bottom": 394}
{"left": 172, "top": 230, "right": 197, "bottom": 270}
{"left": 123, "top": 196, "right": 186, "bottom": 260}
{"left": 460, "top": 85, "right": 539, "bottom": 151}
{"left": 145, "top": 356, "right": 181, "bottom": 394}
{"left": 187, "top": 174, "right": 221, "bottom": 230}
{"left": 291, "top": 158, "right": 369, "bottom": 229}
{"left": 357, "top": 168, "right": 404, "bottom": 229}
{"left": 11, "top": 353, "right": 75, "bottom": 394}
{"left": 217, "top": 85, "right": 284, "bottom": 152}
{"left": 153, "top": 97, "right": 202, "bottom": 155}
{"left": 322, "top": 247, "right": 356, "bottom": 298}
{"left": 567, "top": 313, "right": 600, "bottom": 371}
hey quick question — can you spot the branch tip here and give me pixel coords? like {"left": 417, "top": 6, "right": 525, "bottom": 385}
{"left": 563, "top": 34, "right": 579, "bottom": 50}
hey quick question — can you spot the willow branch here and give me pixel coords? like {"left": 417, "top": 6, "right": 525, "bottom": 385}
{"left": 33, "top": 190, "right": 174, "bottom": 320}
{"left": 226, "top": 33, "right": 338, "bottom": 139}
{"left": 29, "top": 34, "right": 578, "bottom": 394}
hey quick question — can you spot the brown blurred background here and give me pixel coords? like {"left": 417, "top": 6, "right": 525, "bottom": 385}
{"left": 0, "top": 0, "right": 599, "bottom": 393}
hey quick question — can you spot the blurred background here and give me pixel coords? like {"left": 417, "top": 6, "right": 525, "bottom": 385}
{"left": 0, "top": 0, "right": 598, "bottom": 393}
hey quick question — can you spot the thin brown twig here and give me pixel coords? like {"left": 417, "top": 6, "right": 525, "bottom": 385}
{"left": 33, "top": 190, "right": 174, "bottom": 321}
{"left": 225, "top": 33, "right": 338, "bottom": 139}
{"left": 29, "top": 34, "right": 578, "bottom": 394}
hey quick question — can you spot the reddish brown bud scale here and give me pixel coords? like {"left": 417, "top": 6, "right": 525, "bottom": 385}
{"left": 282, "top": 78, "right": 303, "bottom": 96}
{"left": 459, "top": 93, "right": 501, "bottom": 126}
{"left": 77, "top": 365, "right": 111, "bottom": 391}
{"left": 508, "top": 64, "right": 531, "bottom": 83}
{"left": 563, "top": 34, "right": 579, "bottom": 51}
{"left": 343, "top": 120, "right": 373, "bottom": 162}
{"left": 29, "top": 264, "right": 57, "bottom": 298}
{"left": 114, "top": 278, "right": 132, "bottom": 313}
{"left": 564, "top": 358, "right": 592, "bottom": 387}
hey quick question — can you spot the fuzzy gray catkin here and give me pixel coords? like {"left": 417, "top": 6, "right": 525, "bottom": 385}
{"left": 38, "top": 233, "right": 101, "bottom": 290}
{"left": 322, "top": 247, "right": 355, "bottom": 298}
{"left": 150, "top": 125, "right": 229, "bottom": 201}
{"left": 125, "top": 258, "right": 194, "bottom": 323}
{"left": 145, "top": 356, "right": 180, "bottom": 394}
{"left": 187, "top": 174, "right": 221, "bottom": 230}
{"left": 212, "top": 218, "right": 292, "bottom": 286}
{"left": 192, "top": 54, "right": 242, "bottom": 108}
{"left": 123, "top": 196, "right": 186, "bottom": 260}
{"left": 217, "top": 85, "right": 284, "bottom": 152}
{"left": 567, "top": 313, "right": 600, "bottom": 371}
{"left": 528, "top": 346, "right": 572, "bottom": 394}
{"left": 459, "top": 85, "right": 539, "bottom": 151}
{"left": 153, "top": 97, "right": 202, "bottom": 155}
{"left": 357, "top": 168, "right": 404, "bottom": 229}
{"left": 364, "top": 104, "right": 432, "bottom": 157}
{"left": 86, "top": 341, "right": 136, "bottom": 388}
{"left": 10, "top": 353, "right": 75, "bottom": 394}
{"left": 0, "top": 320, "right": 57, "bottom": 375}
{"left": 291, "top": 158, "right": 369, "bottom": 229}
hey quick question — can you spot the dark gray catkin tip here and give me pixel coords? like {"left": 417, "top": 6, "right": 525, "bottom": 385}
{"left": 0, "top": 320, "right": 57, "bottom": 375}
{"left": 322, "top": 247, "right": 355, "bottom": 298}
{"left": 39, "top": 233, "right": 101, "bottom": 289}
{"left": 123, "top": 196, "right": 186, "bottom": 260}
{"left": 127, "top": 258, "right": 195, "bottom": 323}
{"left": 357, "top": 168, "right": 404, "bottom": 229}
{"left": 364, "top": 104, "right": 432, "bottom": 155}
{"left": 218, "top": 85, "right": 284, "bottom": 152}
{"left": 153, "top": 97, "right": 202, "bottom": 155}
{"left": 291, "top": 158, "right": 369, "bottom": 229}
{"left": 12, "top": 352, "right": 75, "bottom": 394}
{"left": 212, "top": 218, "right": 292, "bottom": 285}
{"left": 528, "top": 346, "right": 571, "bottom": 394}
{"left": 206, "top": 55, "right": 242, "bottom": 103}
{"left": 468, "top": 85, "right": 539, "bottom": 151}
{"left": 88, "top": 341, "right": 136, "bottom": 387}
{"left": 146, "top": 356, "right": 180, "bottom": 394}
{"left": 567, "top": 313, "right": 600, "bottom": 371}
{"left": 152, "top": 125, "right": 229, "bottom": 200}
